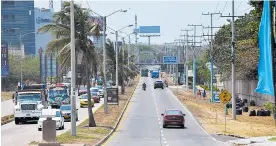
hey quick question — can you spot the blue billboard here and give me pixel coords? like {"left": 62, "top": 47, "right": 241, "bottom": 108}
{"left": 139, "top": 26, "right": 160, "bottom": 33}
{"left": 1, "top": 41, "right": 9, "bottom": 77}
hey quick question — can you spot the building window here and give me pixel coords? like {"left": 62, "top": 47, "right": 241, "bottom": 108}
{"left": 2, "top": 1, "right": 14, "bottom": 5}
{"left": 2, "top": 15, "right": 8, "bottom": 19}
{"left": 11, "top": 15, "right": 15, "bottom": 20}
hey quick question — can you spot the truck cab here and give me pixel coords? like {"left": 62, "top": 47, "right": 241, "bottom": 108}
{"left": 14, "top": 84, "right": 48, "bottom": 124}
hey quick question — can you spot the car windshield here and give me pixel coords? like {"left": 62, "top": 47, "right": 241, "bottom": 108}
{"left": 166, "top": 110, "right": 182, "bottom": 115}
{"left": 156, "top": 81, "right": 163, "bottom": 83}
{"left": 81, "top": 94, "right": 88, "bottom": 99}
{"left": 91, "top": 88, "right": 98, "bottom": 92}
{"left": 17, "top": 93, "right": 41, "bottom": 102}
{"left": 96, "top": 86, "right": 103, "bottom": 89}
{"left": 49, "top": 89, "right": 67, "bottom": 96}
{"left": 60, "top": 105, "right": 71, "bottom": 111}
{"left": 79, "top": 87, "right": 87, "bottom": 90}
{"left": 91, "top": 92, "right": 97, "bottom": 96}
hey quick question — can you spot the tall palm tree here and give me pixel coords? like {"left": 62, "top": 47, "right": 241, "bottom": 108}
{"left": 37, "top": 2, "right": 100, "bottom": 127}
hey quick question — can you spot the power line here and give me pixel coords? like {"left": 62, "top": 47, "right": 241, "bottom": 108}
{"left": 214, "top": 0, "right": 221, "bottom": 13}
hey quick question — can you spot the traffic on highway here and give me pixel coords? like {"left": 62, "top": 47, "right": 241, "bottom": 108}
{"left": 103, "top": 69, "right": 224, "bottom": 146}
{"left": 1, "top": 82, "right": 104, "bottom": 146}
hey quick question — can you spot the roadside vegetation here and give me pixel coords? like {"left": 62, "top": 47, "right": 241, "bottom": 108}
{"left": 1, "top": 114, "right": 14, "bottom": 125}
{"left": 170, "top": 88, "right": 276, "bottom": 137}
{"left": 1, "top": 91, "right": 13, "bottom": 101}
{"left": 29, "top": 76, "right": 139, "bottom": 145}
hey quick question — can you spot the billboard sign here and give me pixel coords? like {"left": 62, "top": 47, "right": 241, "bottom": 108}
{"left": 88, "top": 16, "right": 103, "bottom": 30}
{"left": 163, "top": 56, "right": 177, "bottom": 64}
{"left": 107, "top": 88, "right": 118, "bottom": 105}
{"left": 1, "top": 41, "right": 9, "bottom": 77}
{"left": 139, "top": 26, "right": 160, "bottom": 33}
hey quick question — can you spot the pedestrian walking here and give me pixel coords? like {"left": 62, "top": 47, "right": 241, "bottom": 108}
{"left": 197, "top": 90, "right": 201, "bottom": 98}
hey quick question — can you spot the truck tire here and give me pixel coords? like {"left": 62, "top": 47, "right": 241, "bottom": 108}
{"left": 38, "top": 128, "right": 42, "bottom": 131}
{"left": 15, "top": 118, "right": 20, "bottom": 125}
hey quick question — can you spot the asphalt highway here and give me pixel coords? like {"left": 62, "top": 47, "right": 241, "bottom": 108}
{"left": 104, "top": 77, "right": 226, "bottom": 146}
{"left": 1, "top": 99, "right": 14, "bottom": 117}
{"left": 1, "top": 96, "right": 103, "bottom": 146}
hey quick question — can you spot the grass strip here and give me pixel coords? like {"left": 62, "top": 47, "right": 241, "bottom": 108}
{"left": 1, "top": 114, "right": 14, "bottom": 125}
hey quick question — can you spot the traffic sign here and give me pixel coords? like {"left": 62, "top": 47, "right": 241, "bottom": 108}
{"left": 219, "top": 90, "right": 231, "bottom": 103}
{"left": 163, "top": 56, "right": 177, "bottom": 64}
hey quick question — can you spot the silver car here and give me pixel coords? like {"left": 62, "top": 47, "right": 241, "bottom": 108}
{"left": 60, "top": 105, "right": 78, "bottom": 122}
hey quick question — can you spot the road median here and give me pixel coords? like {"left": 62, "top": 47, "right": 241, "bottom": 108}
{"left": 169, "top": 87, "right": 276, "bottom": 138}
{"left": 29, "top": 76, "right": 140, "bottom": 146}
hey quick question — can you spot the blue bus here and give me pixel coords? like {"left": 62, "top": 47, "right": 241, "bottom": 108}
{"left": 151, "top": 71, "right": 159, "bottom": 78}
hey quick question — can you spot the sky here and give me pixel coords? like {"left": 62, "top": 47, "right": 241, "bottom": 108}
{"left": 34, "top": 0, "right": 253, "bottom": 45}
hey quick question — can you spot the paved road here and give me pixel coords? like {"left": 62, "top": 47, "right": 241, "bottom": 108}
{"left": 1, "top": 96, "right": 103, "bottom": 146}
{"left": 1, "top": 99, "right": 14, "bottom": 117}
{"left": 104, "top": 77, "right": 226, "bottom": 146}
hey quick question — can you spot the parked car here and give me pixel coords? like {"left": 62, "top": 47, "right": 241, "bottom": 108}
{"left": 161, "top": 109, "right": 185, "bottom": 128}
{"left": 60, "top": 104, "right": 78, "bottom": 122}
{"left": 80, "top": 94, "right": 95, "bottom": 108}
{"left": 38, "top": 109, "right": 64, "bottom": 131}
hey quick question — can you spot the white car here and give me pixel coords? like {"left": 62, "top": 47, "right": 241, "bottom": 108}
{"left": 95, "top": 86, "right": 104, "bottom": 98}
{"left": 90, "top": 87, "right": 100, "bottom": 96}
{"left": 38, "top": 109, "right": 64, "bottom": 131}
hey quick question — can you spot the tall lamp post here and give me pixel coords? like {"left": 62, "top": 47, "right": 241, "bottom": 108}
{"left": 91, "top": 9, "right": 128, "bottom": 114}
{"left": 19, "top": 32, "right": 36, "bottom": 88}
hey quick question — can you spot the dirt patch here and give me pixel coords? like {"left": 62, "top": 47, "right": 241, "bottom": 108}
{"left": 1, "top": 91, "right": 13, "bottom": 101}
{"left": 29, "top": 76, "right": 140, "bottom": 145}
{"left": 1, "top": 114, "right": 14, "bottom": 125}
{"left": 170, "top": 88, "right": 276, "bottom": 138}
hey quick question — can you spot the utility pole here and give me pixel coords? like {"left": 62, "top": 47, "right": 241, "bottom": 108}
{"left": 202, "top": 12, "right": 221, "bottom": 103}
{"left": 70, "top": 0, "right": 76, "bottom": 136}
{"left": 128, "top": 35, "right": 130, "bottom": 67}
{"left": 181, "top": 29, "right": 193, "bottom": 91}
{"left": 188, "top": 24, "right": 202, "bottom": 96}
{"left": 115, "top": 31, "right": 119, "bottom": 88}
{"left": 121, "top": 37, "right": 125, "bottom": 94}
{"left": 221, "top": 0, "right": 245, "bottom": 120}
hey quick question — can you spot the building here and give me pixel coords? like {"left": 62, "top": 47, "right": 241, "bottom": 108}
{"left": 1, "top": 0, "right": 36, "bottom": 55}
{"left": 34, "top": 7, "right": 57, "bottom": 82}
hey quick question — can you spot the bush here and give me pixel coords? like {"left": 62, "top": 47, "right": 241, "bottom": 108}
{"left": 199, "top": 85, "right": 220, "bottom": 91}
{"left": 264, "top": 102, "right": 274, "bottom": 113}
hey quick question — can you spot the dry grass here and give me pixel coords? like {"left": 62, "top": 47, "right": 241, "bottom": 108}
{"left": 1, "top": 114, "right": 14, "bottom": 125}
{"left": 1, "top": 91, "right": 13, "bottom": 101}
{"left": 29, "top": 77, "right": 140, "bottom": 145}
{"left": 170, "top": 88, "right": 276, "bottom": 138}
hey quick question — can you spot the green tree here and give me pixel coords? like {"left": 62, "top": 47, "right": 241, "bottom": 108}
{"left": 37, "top": 2, "right": 100, "bottom": 127}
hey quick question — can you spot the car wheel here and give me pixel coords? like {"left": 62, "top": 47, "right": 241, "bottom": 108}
{"left": 181, "top": 125, "right": 185, "bottom": 128}
{"left": 59, "top": 125, "right": 62, "bottom": 130}
{"left": 15, "top": 118, "right": 20, "bottom": 125}
{"left": 163, "top": 124, "right": 166, "bottom": 128}
{"left": 62, "top": 124, "right": 65, "bottom": 129}
{"left": 154, "top": 88, "right": 156, "bottom": 89}
{"left": 38, "top": 128, "right": 42, "bottom": 131}
{"left": 76, "top": 117, "right": 78, "bottom": 121}
{"left": 162, "top": 87, "right": 164, "bottom": 89}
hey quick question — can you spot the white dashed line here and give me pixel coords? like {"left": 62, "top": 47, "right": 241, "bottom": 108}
{"left": 161, "top": 133, "right": 164, "bottom": 137}
{"left": 160, "top": 130, "right": 163, "bottom": 133}
{"left": 162, "top": 137, "right": 166, "bottom": 140}
{"left": 164, "top": 141, "right": 168, "bottom": 144}
{"left": 158, "top": 118, "right": 160, "bottom": 121}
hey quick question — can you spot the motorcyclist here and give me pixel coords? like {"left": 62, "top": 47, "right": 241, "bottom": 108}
{"left": 142, "top": 83, "right": 146, "bottom": 88}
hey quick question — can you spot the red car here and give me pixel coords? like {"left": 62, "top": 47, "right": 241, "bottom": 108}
{"left": 78, "top": 86, "right": 87, "bottom": 96}
{"left": 91, "top": 92, "right": 100, "bottom": 103}
{"left": 161, "top": 109, "right": 185, "bottom": 128}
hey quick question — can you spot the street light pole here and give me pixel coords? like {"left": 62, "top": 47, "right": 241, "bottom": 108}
{"left": 115, "top": 31, "right": 119, "bottom": 89}
{"left": 20, "top": 33, "right": 23, "bottom": 89}
{"left": 70, "top": 0, "right": 76, "bottom": 136}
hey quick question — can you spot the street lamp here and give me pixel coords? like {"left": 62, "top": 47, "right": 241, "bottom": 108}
{"left": 19, "top": 32, "right": 36, "bottom": 88}
{"left": 91, "top": 9, "right": 128, "bottom": 114}
{"left": 113, "top": 25, "right": 133, "bottom": 90}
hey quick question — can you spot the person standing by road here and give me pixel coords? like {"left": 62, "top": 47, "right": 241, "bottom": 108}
{"left": 202, "top": 90, "right": 206, "bottom": 100}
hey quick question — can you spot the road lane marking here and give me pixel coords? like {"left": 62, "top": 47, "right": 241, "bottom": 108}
{"left": 159, "top": 122, "right": 161, "bottom": 124}
{"left": 168, "top": 88, "right": 224, "bottom": 143}
{"left": 161, "top": 130, "right": 163, "bottom": 133}
{"left": 163, "top": 137, "right": 166, "bottom": 140}
{"left": 164, "top": 141, "right": 167, "bottom": 144}
{"left": 161, "top": 133, "right": 164, "bottom": 137}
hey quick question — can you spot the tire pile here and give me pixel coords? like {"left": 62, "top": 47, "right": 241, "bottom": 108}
{"left": 225, "top": 97, "right": 272, "bottom": 117}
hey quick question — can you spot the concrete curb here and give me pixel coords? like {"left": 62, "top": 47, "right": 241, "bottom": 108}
{"left": 94, "top": 78, "right": 140, "bottom": 146}
{"left": 216, "top": 133, "right": 247, "bottom": 139}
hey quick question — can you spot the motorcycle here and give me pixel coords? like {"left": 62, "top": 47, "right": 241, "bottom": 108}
{"left": 142, "top": 85, "right": 146, "bottom": 91}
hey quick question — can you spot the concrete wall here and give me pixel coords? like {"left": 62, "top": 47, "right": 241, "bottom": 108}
{"left": 223, "top": 80, "right": 274, "bottom": 106}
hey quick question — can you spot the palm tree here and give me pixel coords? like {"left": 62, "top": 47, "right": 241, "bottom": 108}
{"left": 37, "top": 2, "right": 101, "bottom": 127}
